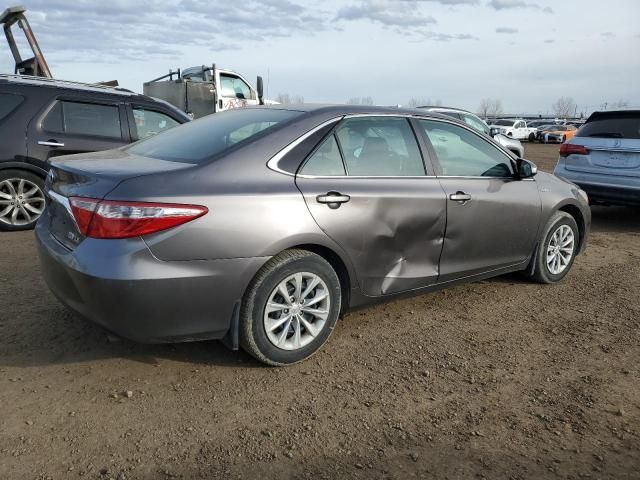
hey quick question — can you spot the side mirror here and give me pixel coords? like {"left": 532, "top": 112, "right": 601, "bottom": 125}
{"left": 256, "top": 76, "right": 264, "bottom": 105}
{"left": 516, "top": 158, "right": 537, "bottom": 178}
{"left": 489, "top": 127, "right": 500, "bottom": 137}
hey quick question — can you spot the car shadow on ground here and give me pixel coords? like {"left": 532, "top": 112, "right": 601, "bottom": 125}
{"left": 590, "top": 205, "right": 640, "bottom": 233}
{"left": 0, "top": 306, "right": 264, "bottom": 369}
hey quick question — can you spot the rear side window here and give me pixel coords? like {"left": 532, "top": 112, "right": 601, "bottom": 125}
{"left": 42, "top": 101, "right": 121, "bottom": 138}
{"left": 0, "top": 93, "right": 24, "bottom": 121}
{"left": 127, "top": 108, "right": 302, "bottom": 163}
{"left": 335, "top": 117, "right": 425, "bottom": 176}
{"left": 577, "top": 114, "right": 640, "bottom": 139}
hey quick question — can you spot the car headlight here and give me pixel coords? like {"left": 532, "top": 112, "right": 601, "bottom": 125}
{"left": 578, "top": 188, "right": 589, "bottom": 204}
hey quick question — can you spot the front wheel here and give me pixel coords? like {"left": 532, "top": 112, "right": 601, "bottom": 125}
{"left": 0, "top": 169, "right": 46, "bottom": 231}
{"left": 526, "top": 211, "right": 579, "bottom": 284}
{"left": 240, "top": 249, "right": 342, "bottom": 366}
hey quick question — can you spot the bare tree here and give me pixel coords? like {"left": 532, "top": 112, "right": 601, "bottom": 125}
{"left": 610, "top": 99, "right": 629, "bottom": 109}
{"left": 276, "top": 93, "right": 304, "bottom": 105}
{"left": 276, "top": 93, "right": 291, "bottom": 104}
{"left": 552, "top": 97, "right": 577, "bottom": 118}
{"left": 477, "top": 98, "right": 503, "bottom": 119}
{"left": 347, "top": 96, "right": 375, "bottom": 105}
{"left": 406, "top": 98, "right": 442, "bottom": 107}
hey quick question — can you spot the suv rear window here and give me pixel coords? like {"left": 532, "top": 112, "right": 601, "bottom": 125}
{"left": 577, "top": 113, "right": 640, "bottom": 139}
{"left": 0, "top": 93, "right": 24, "bottom": 121}
{"left": 127, "top": 108, "right": 303, "bottom": 163}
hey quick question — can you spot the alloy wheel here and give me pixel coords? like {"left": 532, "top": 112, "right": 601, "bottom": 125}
{"left": 546, "top": 225, "right": 575, "bottom": 275}
{"left": 0, "top": 178, "right": 46, "bottom": 226}
{"left": 263, "top": 272, "right": 331, "bottom": 351}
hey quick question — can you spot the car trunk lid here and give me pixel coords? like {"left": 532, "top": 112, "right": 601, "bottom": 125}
{"left": 564, "top": 137, "right": 640, "bottom": 177}
{"left": 45, "top": 149, "right": 195, "bottom": 250}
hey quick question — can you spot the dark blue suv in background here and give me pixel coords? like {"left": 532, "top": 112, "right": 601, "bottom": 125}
{"left": 0, "top": 74, "right": 190, "bottom": 230}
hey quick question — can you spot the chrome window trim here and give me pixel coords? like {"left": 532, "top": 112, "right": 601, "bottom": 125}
{"left": 296, "top": 174, "right": 438, "bottom": 179}
{"left": 267, "top": 112, "right": 519, "bottom": 179}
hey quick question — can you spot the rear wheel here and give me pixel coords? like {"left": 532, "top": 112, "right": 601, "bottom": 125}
{"left": 528, "top": 132, "right": 535, "bottom": 142}
{"left": 0, "top": 170, "right": 46, "bottom": 231}
{"left": 240, "top": 249, "right": 342, "bottom": 366}
{"left": 526, "top": 211, "right": 579, "bottom": 284}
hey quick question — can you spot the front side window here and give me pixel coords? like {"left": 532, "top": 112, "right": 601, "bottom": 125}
{"left": 335, "top": 117, "right": 425, "bottom": 176}
{"left": 127, "top": 108, "right": 302, "bottom": 163}
{"left": 220, "top": 74, "right": 253, "bottom": 100}
{"left": 419, "top": 120, "right": 514, "bottom": 177}
{"left": 132, "top": 108, "right": 180, "bottom": 140}
{"left": 43, "top": 101, "right": 121, "bottom": 138}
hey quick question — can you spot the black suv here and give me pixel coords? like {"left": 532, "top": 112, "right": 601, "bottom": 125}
{"left": 0, "top": 74, "right": 191, "bottom": 231}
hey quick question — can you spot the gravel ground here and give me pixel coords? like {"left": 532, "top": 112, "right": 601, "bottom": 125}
{"left": 1, "top": 144, "right": 639, "bottom": 480}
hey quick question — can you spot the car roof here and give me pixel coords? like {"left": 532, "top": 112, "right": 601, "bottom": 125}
{"left": 0, "top": 74, "right": 140, "bottom": 97}
{"left": 586, "top": 110, "right": 640, "bottom": 122}
{"left": 416, "top": 105, "right": 475, "bottom": 115}
{"left": 252, "top": 103, "right": 459, "bottom": 120}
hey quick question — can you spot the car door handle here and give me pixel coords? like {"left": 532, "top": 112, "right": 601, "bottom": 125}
{"left": 449, "top": 192, "right": 472, "bottom": 203}
{"left": 316, "top": 192, "right": 350, "bottom": 209}
{"left": 38, "top": 140, "right": 65, "bottom": 147}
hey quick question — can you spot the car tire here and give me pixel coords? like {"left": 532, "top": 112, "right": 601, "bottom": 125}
{"left": 527, "top": 211, "right": 579, "bottom": 284}
{"left": 0, "top": 169, "right": 46, "bottom": 232}
{"left": 528, "top": 132, "right": 535, "bottom": 142}
{"left": 240, "top": 249, "right": 342, "bottom": 366}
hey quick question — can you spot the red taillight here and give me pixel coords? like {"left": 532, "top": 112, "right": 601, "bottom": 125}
{"left": 559, "top": 143, "right": 590, "bottom": 157}
{"left": 69, "top": 197, "right": 208, "bottom": 239}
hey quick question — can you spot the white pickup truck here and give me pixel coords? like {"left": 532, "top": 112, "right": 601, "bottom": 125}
{"left": 489, "top": 119, "right": 537, "bottom": 141}
{"left": 143, "top": 64, "right": 269, "bottom": 119}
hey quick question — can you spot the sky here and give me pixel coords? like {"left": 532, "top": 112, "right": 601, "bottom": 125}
{"left": 2, "top": 0, "right": 639, "bottom": 115}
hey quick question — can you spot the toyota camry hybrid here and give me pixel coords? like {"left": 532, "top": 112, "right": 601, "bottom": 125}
{"left": 36, "top": 105, "right": 591, "bottom": 365}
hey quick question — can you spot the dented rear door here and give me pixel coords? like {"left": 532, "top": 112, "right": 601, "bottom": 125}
{"left": 295, "top": 116, "right": 447, "bottom": 297}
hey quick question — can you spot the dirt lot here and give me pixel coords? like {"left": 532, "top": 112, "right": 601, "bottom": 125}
{"left": 1, "top": 144, "right": 639, "bottom": 479}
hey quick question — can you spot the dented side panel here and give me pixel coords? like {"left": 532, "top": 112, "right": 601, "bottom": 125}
{"left": 437, "top": 177, "right": 541, "bottom": 282}
{"left": 296, "top": 177, "right": 447, "bottom": 296}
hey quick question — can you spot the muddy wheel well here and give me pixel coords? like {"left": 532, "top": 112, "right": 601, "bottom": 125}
{"left": 290, "top": 244, "right": 351, "bottom": 314}
{"left": 559, "top": 204, "right": 585, "bottom": 250}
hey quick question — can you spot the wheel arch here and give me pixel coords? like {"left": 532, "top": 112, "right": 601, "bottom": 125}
{"left": 557, "top": 203, "right": 586, "bottom": 251}
{"left": 288, "top": 243, "right": 352, "bottom": 315}
{"left": 0, "top": 162, "right": 48, "bottom": 179}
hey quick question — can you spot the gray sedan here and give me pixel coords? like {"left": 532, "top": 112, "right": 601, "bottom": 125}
{"left": 36, "top": 105, "right": 591, "bottom": 365}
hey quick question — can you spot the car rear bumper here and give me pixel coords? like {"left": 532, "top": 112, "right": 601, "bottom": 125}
{"left": 35, "top": 216, "right": 268, "bottom": 343}
{"left": 554, "top": 165, "right": 640, "bottom": 206}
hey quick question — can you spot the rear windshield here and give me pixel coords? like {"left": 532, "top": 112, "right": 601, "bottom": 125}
{"left": 127, "top": 108, "right": 303, "bottom": 163}
{"left": 493, "top": 120, "right": 513, "bottom": 126}
{"left": 0, "top": 93, "right": 24, "bottom": 121}
{"left": 577, "top": 113, "right": 640, "bottom": 139}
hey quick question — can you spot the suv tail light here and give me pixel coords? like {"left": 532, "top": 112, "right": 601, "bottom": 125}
{"left": 69, "top": 197, "right": 208, "bottom": 239}
{"left": 559, "top": 144, "right": 590, "bottom": 157}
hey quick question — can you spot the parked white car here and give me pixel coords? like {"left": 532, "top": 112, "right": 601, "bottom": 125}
{"left": 490, "top": 119, "right": 537, "bottom": 141}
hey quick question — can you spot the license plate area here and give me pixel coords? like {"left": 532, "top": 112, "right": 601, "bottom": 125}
{"left": 47, "top": 192, "right": 84, "bottom": 250}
